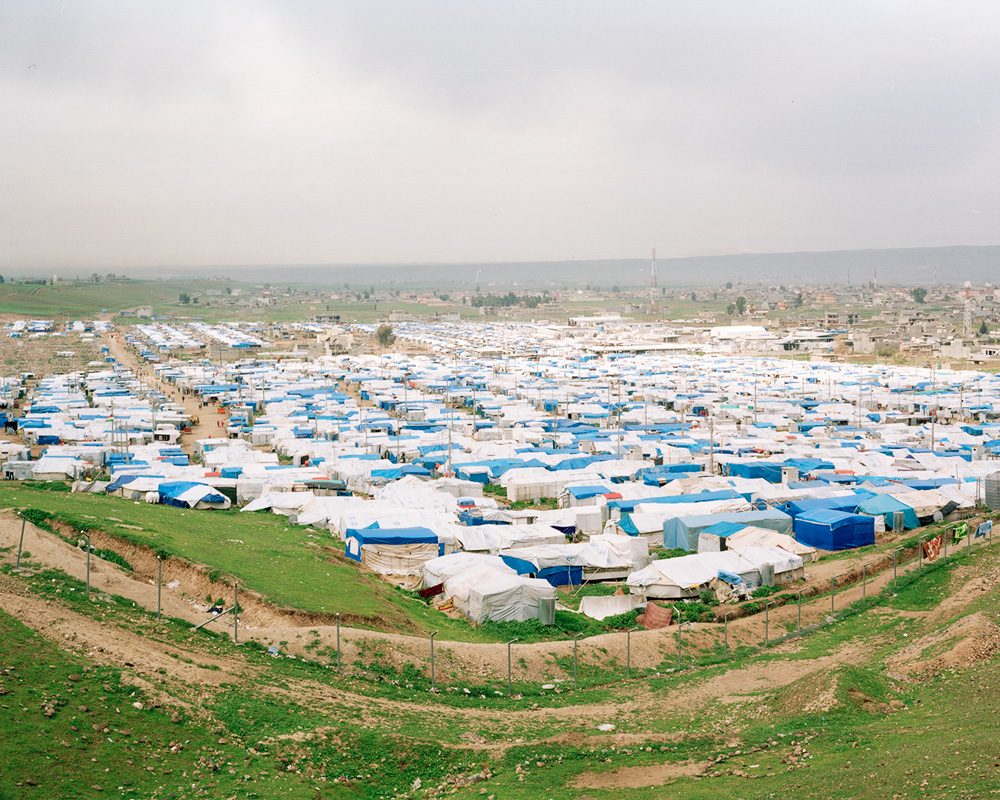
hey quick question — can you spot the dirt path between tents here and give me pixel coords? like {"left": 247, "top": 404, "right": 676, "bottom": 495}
{"left": 103, "top": 333, "right": 229, "bottom": 454}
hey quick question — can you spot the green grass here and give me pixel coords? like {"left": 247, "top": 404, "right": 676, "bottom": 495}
{"left": 0, "top": 609, "right": 280, "bottom": 799}
{"left": 1, "top": 485, "right": 492, "bottom": 641}
{"left": 6, "top": 538, "right": 1000, "bottom": 799}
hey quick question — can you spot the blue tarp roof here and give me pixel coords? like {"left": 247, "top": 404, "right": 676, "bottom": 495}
{"left": 663, "top": 510, "right": 793, "bottom": 551}
{"left": 854, "top": 494, "right": 920, "bottom": 530}
{"left": 782, "top": 492, "right": 874, "bottom": 518}
{"left": 699, "top": 521, "right": 748, "bottom": 538}
{"left": 157, "top": 481, "right": 228, "bottom": 508}
{"left": 344, "top": 526, "right": 439, "bottom": 546}
{"left": 794, "top": 509, "right": 875, "bottom": 551}
{"left": 369, "top": 464, "right": 431, "bottom": 481}
{"left": 344, "top": 526, "right": 443, "bottom": 563}
{"left": 566, "top": 484, "right": 612, "bottom": 499}
{"left": 607, "top": 488, "right": 743, "bottom": 513}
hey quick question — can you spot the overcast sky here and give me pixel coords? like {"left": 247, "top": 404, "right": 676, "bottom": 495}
{"left": 2, "top": 1, "right": 999, "bottom": 273}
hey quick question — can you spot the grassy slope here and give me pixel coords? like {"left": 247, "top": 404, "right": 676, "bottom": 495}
{"left": 1, "top": 485, "right": 490, "bottom": 641}
{"left": 5, "top": 543, "right": 1000, "bottom": 799}
{"left": 0, "top": 281, "right": 213, "bottom": 319}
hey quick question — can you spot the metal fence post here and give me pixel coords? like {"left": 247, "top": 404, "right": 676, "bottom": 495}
{"left": 797, "top": 590, "right": 803, "bottom": 631}
{"left": 893, "top": 548, "right": 901, "bottom": 587}
{"left": 234, "top": 582, "right": 239, "bottom": 643}
{"left": 862, "top": 563, "right": 872, "bottom": 601}
{"left": 673, "top": 607, "right": 682, "bottom": 667}
{"left": 724, "top": 611, "right": 732, "bottom": 659}
{"left": 626, "top": 627, "right": 638, "bottom": 679}
{"left": 15, "top": 513, "right": 25, "bottom": 571}
{"left": 85, "top": 532, "right": 91, "bottom": 600}
{"left": 430, "top": 630, "right": 438, "bottom": 692}
{"left": 507, "top": 638, "right": 518, "bottom": 696}
{"left": 336, "top": 612, "right": 341, "bottom": 672}
{"left": 157, "top": 555, "right": 162, "bottom": 619}
{"left": 765, "top": 601, "right": 775, "bottom": 647}
{"left": 831, "top": 575, "right": 839, "bottom": 616}
{"left": 573, "top": 632, "right": 584, "bottom": 689}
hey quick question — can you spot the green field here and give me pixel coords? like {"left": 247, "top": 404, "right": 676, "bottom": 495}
{"left": 2, "top": 485, "right": 490, "bottom": 642}
{"left": 0, "top": 281, "right": 212, "bottom": 319}
{"left": 0, "top": 279, "right": 484, "bottom": 325}
{"left": 4, "top": 536, "right": 1000, "bottom": 799}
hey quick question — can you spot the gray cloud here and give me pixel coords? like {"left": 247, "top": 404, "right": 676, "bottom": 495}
{"left": 1, "top": 1, "right": 998, "bottom": 272}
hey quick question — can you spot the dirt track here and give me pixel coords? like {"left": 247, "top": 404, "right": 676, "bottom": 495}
{"left": 103, "top": 333, "right": 230, "bottom": 453}
{"left": 5, "top": 505, "right": 1000, "bottom": 756}
{"left": 0, "top": 507, "right": 932, "bottom": 690}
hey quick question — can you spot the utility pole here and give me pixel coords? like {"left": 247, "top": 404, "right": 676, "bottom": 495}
{"left": 709, "top": 416, "right": 715, "bottom": 475}
{"left": 753, "top": 367, "right": 758, "bottom": 426}
{"left": 930, "top": 364, "right": 936, "bottom": 452}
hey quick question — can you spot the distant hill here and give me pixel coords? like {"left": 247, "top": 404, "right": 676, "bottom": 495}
{"left": 48, "top": 244, "right": 1000, "bottom": 288}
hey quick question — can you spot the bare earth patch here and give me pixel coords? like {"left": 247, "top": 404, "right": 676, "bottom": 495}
{"left": 887, "top": 611, "right": 1000, "bottom": 679}
{"left": 571, "top": 759, "right": 712, "bottom": 788}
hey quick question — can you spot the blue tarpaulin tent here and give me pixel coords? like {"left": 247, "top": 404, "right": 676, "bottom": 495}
{"left": 156, "top": 481, "right": 229, "bottom": 509}
{"left": 344, "top": 526, "right": 443, "bottom": 563}
{"left": 854, "top": 494, "right": 920, "bottom": 530}
{"left": 607, "top": 489, "right": 744, "bottom": 513}
{"left": 794, "top": 509, "right": 875, "bottom": 551}
{"left": 537, "top": 565, "right": 584, "bottom": 586}
{"left": 782, "top": 492, "right": 873, "bottom": 518}
{"left": 565, "top": 485, "right": 612, "bottom": 500}
{"left": 663, "top": 510, "right": 793, "bottom": 551}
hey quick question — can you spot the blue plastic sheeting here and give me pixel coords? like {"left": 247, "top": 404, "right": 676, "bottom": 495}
{"left": 451, "top": 458, "right": 549, "bottom": 481}
{"left": 900, "top": 478, "right": 957, "bottom": 489}
{"left": 699, "top": 521, "right": 748, "bottom": 538}
{"left": 638, "top": 464, "right": 702, "bottom": 484}
{"left": 724, "top": 462, "right": 783, "bottom": 482}
{"left": 537, "top": 565, "right": 583, "bottom": 587}
{"left": 796, "top": 420, "right": 828, "bottom": 431}
{"left": 459, "top": 511, "right": 510, "bottom": 526}
{"left": 663, "top": 510, "right": 793, "bottom": 551}
{"left": 854, "top": 495, "right": 920, "bottom": 530}
{"left": 550, "top": 455, "right": 616, "bottom": 471}
{"left": 453, "top": 465, "right": 491, "bottom": 484}
{"left": 781, "top": 492, "right": 873, "bottom": 519}
{"left": 343, "top": 526, "right": 443, "bottom": 562}
{"left": 499, "top": 555, "right": 536, "bottom": 575}
{"left": 717, "top": 570, "right": 743, "bottom": 585}
{"left": 106, "top": 474, "right": 164, "bottom": 493}
{"left": 157, "top": 481, "right": 228, "bottom": 508}
{"left": 607, "top": 489, "right": 742, "bottom": 513}
{"left": 794, "top": 509, "right": 875, "bottom": 551}
{"left": 810, "top": 472, "right": 862, "bottom": 484}
{"left": 565, "top": 484, "right": 611, "bottom": 499}
{"left": 785, "top": 457, "right": 836, "bottom": 474}
{"left": 369, "top": 464, "right": 432, "bottom": 480}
